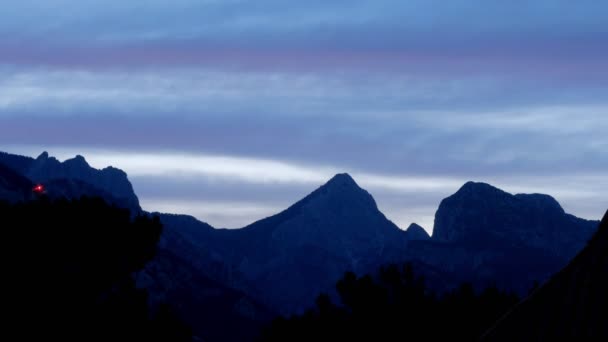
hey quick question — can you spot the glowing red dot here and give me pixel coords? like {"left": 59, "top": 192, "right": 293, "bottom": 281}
{"left": 33, "top": 184, "right": 45, "bottom": 193}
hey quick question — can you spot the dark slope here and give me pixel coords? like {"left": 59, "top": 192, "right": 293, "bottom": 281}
{"left": 158, "top": 213, "right": 259, "bottom": 296}
{"left": 138, "top": 249, "right": 275, "bottom": 342}
{"left": 0, "top": 162, "right": 34, "bottom": 202}
{"left": 406, "top": 182, "right": 598, "bottom": 294}
{"left": 483, "top": 210, "right": 608, "bottom": 341}
{"left": 0, "top": 151, "right": 34, "bottom": 174}
{"left": 143, "top": 214, "right": 275, "bottom": 341}
{"left": 220, "top": 174, "right": 409, "bottom": 313}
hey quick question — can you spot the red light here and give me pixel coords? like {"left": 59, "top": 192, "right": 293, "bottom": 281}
{"left": 33, "top": 184, "right": 45, "bottom": 194}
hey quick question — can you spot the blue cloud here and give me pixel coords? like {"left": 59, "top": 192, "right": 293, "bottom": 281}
{"left": 1, "top": 1, "right": 606, "bottom": 229}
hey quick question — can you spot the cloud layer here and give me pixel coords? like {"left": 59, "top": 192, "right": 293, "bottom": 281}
{"left": 1, "top": 1, "right": 607, "bottom": 231}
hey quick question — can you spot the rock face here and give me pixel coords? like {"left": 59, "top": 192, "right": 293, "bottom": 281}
{"left": 405, "top": 182, "right": 599, "bottom": 295}
{"left": 0, "top": 151, "right": 140, "bottom": 212}
{"left": 483, "top": 210, "right": 608, "bottom": 341}
{"left": 433, "top": 181, "right": 596, "bottom": 258}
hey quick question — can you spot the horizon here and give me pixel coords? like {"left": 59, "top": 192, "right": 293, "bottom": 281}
{"left": 1, "top": 1, "right": 607, "bottom": 232}
{"left": 2, "top": 147, "right": 604, "bottom": 232}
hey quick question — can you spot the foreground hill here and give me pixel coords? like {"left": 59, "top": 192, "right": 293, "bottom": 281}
{"left": 483, "top": 209, "right": 607, "bottom": 340}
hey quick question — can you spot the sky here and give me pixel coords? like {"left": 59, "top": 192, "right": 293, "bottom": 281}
{"left": 1, "top": 1, "right": 607, "bottom": 232}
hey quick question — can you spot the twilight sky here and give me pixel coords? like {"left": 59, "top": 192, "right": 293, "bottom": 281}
{"left": 1, "top": 1, "right": 607, "bottom": 231}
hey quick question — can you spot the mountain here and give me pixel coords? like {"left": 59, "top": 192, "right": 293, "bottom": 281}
{"left": 223, "top": 173, "right": 409, "bottom": 313}
{"left": 483, "top": 210, "right": 608, "bottom": 340}
{"left": 137, "top": 249, "right": 275, "bottom": 342}
{"left": 405, "top": 223, "right": 431, "bottom": 241}
{"left": 405, "top": 182, "right": 599, "bottom": 294}
{"left": 161, "top": 177, "right": 598, "bottom": 314}
{"left": 159, "top": 174, "right": 409, "bottom": 314}
{"left": 0, "top": 162, "right": 34, "bottom": 202}
{"left": 0, "top": 151, "right": 141, "bottom": 212}
{"left": 4, "top": 149, "right": 601, "bottom": 336}
{"left": 433, "top": 181, "right": 595, "bottom": 257}
{"left": 0, "top": 150, "right": 272, "bottom": 341}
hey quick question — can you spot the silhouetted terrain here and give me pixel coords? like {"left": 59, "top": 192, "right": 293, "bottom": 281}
{"left": 260, "top": 263, "right": 520, "bottom": 341}
{"left": 261, "top": 210, "right": 606, "bottom": 341}
{"left": 0, "top": 151, "right": 141, "bottom": 212}
{"left": 1, "top": 150, "right": 604, "bottom": 341}
{"left": 160, "top": 174, "right": 418, "bottom": 314}
{"left": 159, "top": 177, "right": 598, "bottom": 316}
{"left": 1, "top": 197, "right": 190, "bottom": 341}
{"left": 0, "top": 161, "right": 34, "bottom": 202}
{"left": 404, "top": 181, "right": 598, "bottom": 295}
{"left": 483, "top": 210, "right": 608, "bottom": 340}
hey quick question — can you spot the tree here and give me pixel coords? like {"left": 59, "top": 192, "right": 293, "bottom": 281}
{"left": 1, "top": 197, "right": 190, "bottom": 341}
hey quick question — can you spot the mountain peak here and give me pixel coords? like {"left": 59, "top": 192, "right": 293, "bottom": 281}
{"left": 433, "top": 182, "right": 596, "bottom": 255}
{"left": 406, "top": 223, "right": 431, "bottom": 241}
{"left": 36, "top": 151, "right": 49, "bottom": 160}
{"left": 325, "top": 173, "right": 357, "bottom": 188}
{"left": 457, "top": 181, "right": 505, "bottom": 195}
{"left": 307, "top": 173, "right": 377, "bottom": 210}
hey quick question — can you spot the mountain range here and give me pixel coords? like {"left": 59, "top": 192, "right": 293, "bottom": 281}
{"left": 0, "top": 151, "right": 140, "bottom": 212}
{"left": 0, "top": 150, "right": 601, "bottom": 341}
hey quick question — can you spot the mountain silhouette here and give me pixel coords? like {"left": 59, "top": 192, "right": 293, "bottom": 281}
{"left": 0, "top": 151, "right": 141, "bottom": 212}
{"left": 406, "top": 223, "right": 431, "bottom": 241}
{"left": 483, "top": 210, "right": 608, "bottom": 340}
{"left": 161, "top": 176, "right": 599, "bottom": 314}
{"left": 161, "top": 173, "right": 409, "bottom": 313}
{"left": 434, "top": 181, "right": 595, "bottom": 257}
{"left": 2, "top": 150, "right": 602, "bottom": 339}
{"left": 406, "top": 181, "right": 598, "bottom": 294}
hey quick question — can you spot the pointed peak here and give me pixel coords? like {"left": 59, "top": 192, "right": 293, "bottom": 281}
{"left": 290, "top": 172, "right": 377, "bottom": 213}
{"left": 34, "top": 151, "right": 59, "bottom": 164}
{"left": 37, "top": 151, "right": 49, "bottom": 160}
{"left": 406, "top": 223, "right": 431, "bottom": 241}
{"left": 325, "top": 173, "right": 358, "bottom": 188}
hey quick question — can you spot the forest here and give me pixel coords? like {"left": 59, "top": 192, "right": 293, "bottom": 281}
{"left": 1, "top": 197, "right": 190, "bottom": 341}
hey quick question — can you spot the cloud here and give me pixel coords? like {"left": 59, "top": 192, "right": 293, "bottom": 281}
{"left": 4, "top": 146, "right": 606, "bottom": 232}
{"left": 1, "top": 1, "right": 606, "bottom": 232}
{"left": 3, "top": 1, "right": 608, "bottom": 43}
{"left": 140, "top": 198, "right": 283, "bottom": 229}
